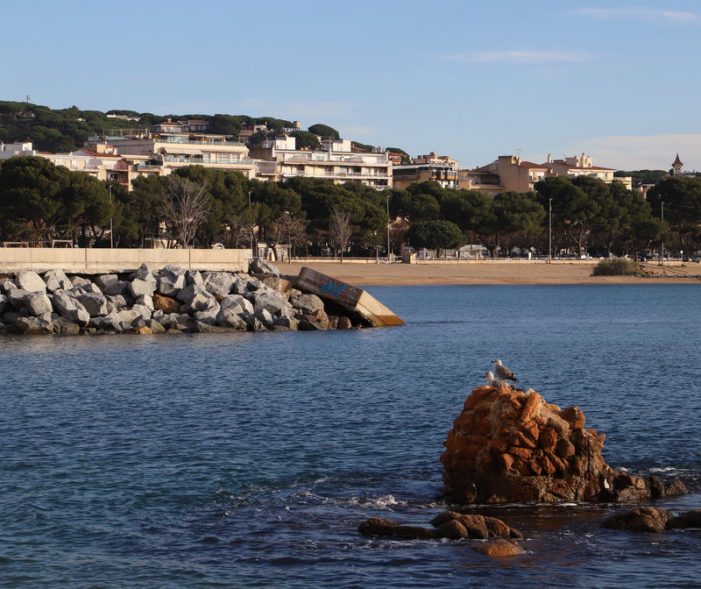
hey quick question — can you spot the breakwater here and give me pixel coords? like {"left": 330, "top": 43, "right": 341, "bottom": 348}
{"left": 0, "top": 259, "right": 395, "bottom": 335}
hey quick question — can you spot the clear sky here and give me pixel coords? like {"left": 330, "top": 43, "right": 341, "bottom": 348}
{"left": 2, "top": 0, "right": 699, "bottom": 171}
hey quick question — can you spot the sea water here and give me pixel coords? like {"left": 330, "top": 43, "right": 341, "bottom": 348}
{"left": 1, "top": 285, "right": 700, "bottom": 587}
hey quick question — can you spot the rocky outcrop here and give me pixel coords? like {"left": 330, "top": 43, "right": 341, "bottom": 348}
{"left": 358, "top": 511, "right": 524, "bottom": 557}
{"left": 0, "top": 261, "right": 374, "bottom": 336}
{"left": 604, "top": 507, "right": 701, "bottom": 533}
{"left": 441, "top": 384, "right": 688, "bottom": 505}
{"left": 359, "top": 511, "right": 522, "bottom": 542}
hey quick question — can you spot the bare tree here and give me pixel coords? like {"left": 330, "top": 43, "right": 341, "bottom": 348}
{"left": 160, "top": 176, "right": 211, "bottom": 248}
{"left": 328, "top": 207, "right": 353, "bottom": 262}
{"left": 273, "top": 212, "right": 307, "bottom": 261}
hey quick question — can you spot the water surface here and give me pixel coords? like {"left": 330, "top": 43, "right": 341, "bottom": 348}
{"left": 1, "top": 285, "right": 700, "bottom": 587}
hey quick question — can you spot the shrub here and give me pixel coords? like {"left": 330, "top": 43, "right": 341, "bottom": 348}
{"left": 592, "top": 258, "right": 639, "bottom": 276}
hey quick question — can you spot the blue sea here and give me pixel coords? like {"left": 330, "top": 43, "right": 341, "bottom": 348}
{"left": 1, "top": 285, "right": 700, "bottom": 588}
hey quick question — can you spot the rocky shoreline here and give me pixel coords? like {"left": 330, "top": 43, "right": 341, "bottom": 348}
{"left": 0, "top": 260, "right": 370, "bottom": 336}
{"left": 359, "top": 381, "right": 695, "bottom": 557}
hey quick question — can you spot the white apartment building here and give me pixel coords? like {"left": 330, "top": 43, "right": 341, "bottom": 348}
{"left": 107, "top": 132, "right": 257, "bottom": 179}
{"left": 0, "top": 141, "right": 170, "bottom": 189}
{"left": 252, "top": 136, "right": 392, "bottom": 190}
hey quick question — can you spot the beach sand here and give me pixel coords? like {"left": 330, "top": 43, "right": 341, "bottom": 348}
{"left": 279, "top": 260, "right": 701, "bottom": 286}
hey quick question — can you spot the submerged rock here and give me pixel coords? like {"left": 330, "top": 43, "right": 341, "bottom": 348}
{"left": 603, "top": 507, "right": 672, "bottom": 533}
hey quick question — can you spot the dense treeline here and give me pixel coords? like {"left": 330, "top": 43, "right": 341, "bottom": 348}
{"left": 1, "top": 156, "right": 699, "bottom": 257}
{"left": 0, "top": 100, "right": 299, "bottom": 153}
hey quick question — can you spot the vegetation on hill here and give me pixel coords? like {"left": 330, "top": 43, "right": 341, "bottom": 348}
{"left": 0, "top": 101, "right": 297, "bottom": 152}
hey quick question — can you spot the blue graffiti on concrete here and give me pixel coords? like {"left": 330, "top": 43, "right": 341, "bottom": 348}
{"left": 319, "top": 278, "right": 349, "bottom": 298}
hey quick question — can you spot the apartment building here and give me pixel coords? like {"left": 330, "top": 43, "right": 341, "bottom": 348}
{"left": 0, "top": 141, "right": 170, "bottom": 189}
{"left": 251, "top": 136, "right": 392, "bottom": 190}
{"left": 107, "top": 132, "right": 256, "bottom": 179}
{"left": 393, "top": 152, "right": 459, "bottom": 190}
{"left": 465, "top": 154, "right": 633, "bottom": 193}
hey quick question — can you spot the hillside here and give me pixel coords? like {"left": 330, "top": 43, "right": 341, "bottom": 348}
{"left": 0, "top": 100, "right": 302, "bottom": 152}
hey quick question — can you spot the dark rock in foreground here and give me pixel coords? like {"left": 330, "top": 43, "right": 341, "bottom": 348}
{"left": 359, "top": 511, "right": 524, "bottom": 557}
{"left": 604, "top": 507, "right": 701, "bottom": 533}
{"left": 441, "top": 384, "right": 688, "bottom": 505}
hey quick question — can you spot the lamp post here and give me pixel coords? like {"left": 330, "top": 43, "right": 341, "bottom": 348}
{"left": 386, "top": 192, "right": 391, "bottom": 261}
{"left": 248, "top": 190, "right": 255, "bottom": 259}
{"left": 660, "top": 201, "right": 665, "bottom": 266}
{"left": 108, "top": 184, "right": 114, "bottom": 249}
{"left": 548, "top": 198, "right": 552, "bottom": 262}
{"left": 284, "top": 210, "right": 292, "bottom": 264}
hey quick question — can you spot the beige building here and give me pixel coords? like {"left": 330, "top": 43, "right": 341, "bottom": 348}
{"left": 464, "top": 153, "right": 633, "bottom": 193}
{"left": 252, "top": 136, "right": 392, "bottom": 190}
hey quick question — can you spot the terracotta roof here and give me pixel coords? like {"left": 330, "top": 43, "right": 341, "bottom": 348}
{"left": 673, "top": 153, "right": 683, "bottom": 166}
{"left": 518, "top": 160, "right": 547, "bottom": 169}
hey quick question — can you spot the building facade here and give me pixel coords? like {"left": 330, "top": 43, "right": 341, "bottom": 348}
{"left": 251, "top": 136, "right": 392, "bottom": 190}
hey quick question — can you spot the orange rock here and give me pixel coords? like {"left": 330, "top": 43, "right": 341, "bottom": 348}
{"left": 135, "top": 325, "right": 152, "bottom": 335}
{"left": 508, "top": 430, "right": 537, "bottom": 449}
{"left": 560, "top": 406, "right": 586, "bottom": 429}
{"left": 500, "top": 452, "right": 515, "bottom": 472}
{"left": 508, "top": 446, "right": 533, "bottom": 460}
{"left": 474, "top": 417, "right": 493, "bottom": 436}
{"left": 472, "top": 540, "right": 524, "bottom": 557}
{"left": 519, "top": 391, "right": 542, "bottom": 423}
{"left": 538, "top": 428, "right": 559, "bottom": 452}
{"left": 154, "top": 293, "right": 181, "bottom": 314}
{"left": 528, "top": 460, "right": 543, "bottom": 475}
{"left": 555, "top": 438, "right": 576, "bottom": 458}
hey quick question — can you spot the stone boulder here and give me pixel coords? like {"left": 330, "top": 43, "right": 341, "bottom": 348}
{"left": 669, "top": 510, "right": 701, "bottom": 529}
{"left": 70, "top": 276, "right": 92, "bottom": 288}
{"left": 102, "top": 278, "right": 128, "bottom": 296}
{"left": 359, "top": 512, "right": 522, "bottom": 543}
{"left": 472, "top": 539, "right": 525, "bottom": 558}
{"left": 358, "top": 518, "right": 438, "bottom": 540}
{"left": 43, "top": 269, "right": 72, "bottom": 292}
{"left": 131, "top": 263, "right": 157, "bottom": 283}
{"left": 16, "top": 271, "right": 47, "bottom": 293}
{"left": 130, "top": 278, "right": 156, "bottom": 298}
{"left": 0, "top": 293, "right": 7, "bottom": 315}
{"left": 430, "top": 511, "right": 523, "bottom": 540}
{"left": 153, "top": 293, "right": 181, "bottom": 314}
{"left": 52, "top": 290, "right": 90, "bottom": 327}
{"left": 249, "top": 258, "right": 280, "bottom": 277}
{"left": 26, "top": 293, "right": 53, "bottom": 317}
{"left": 203, "top": 272, "right": 235, "bottom": 299}
{"left": 9, "top": 316, "right": 52, "bottom": 335}
{"left": 157, "top": 266, "right": 186, "bottom": 296}
{"left": 177, "top": 284, "right": 216, "bottom": 312}
{"left": 6, "top": 287, "right": 32, "bottom": 310}
{"left": 603, "top": 507, "right": 672, "bottom": 533}
{"left": 290, "top": 293, "right": 325, "bottom": 316}
{"left": 79, "top": 292, "right": 109, "bottom": 317}
{"left": 441, "top": 384, "right": 687, "bottom": 505}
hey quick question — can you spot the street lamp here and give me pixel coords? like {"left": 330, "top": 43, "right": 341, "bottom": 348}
{"left": 660, "top": 201, "right": 665, "bottom": 266}
{"left": 248, "top": 190, "right": 255, "bottom": 259}
{"left": 108, "top": 184, "right": 114, "bottom": 249}
{"left": 548, "top": 198, "right": 552, "bottom": 262}
{"left": 386, "top": 192, "right": 391, "bottom": 261}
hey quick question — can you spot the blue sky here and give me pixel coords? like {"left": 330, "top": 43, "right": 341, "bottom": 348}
{"left": 2, "top": 0, "right": 699, "bottom": 170}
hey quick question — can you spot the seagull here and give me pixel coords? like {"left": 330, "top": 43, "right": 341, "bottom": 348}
{"left": 485, "top": 371, "right": 505, "bottom": 388}
{"left": 494, "top": 359, "right": 518, "bottom": 382}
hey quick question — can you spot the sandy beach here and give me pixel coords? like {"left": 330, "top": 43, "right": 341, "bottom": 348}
{"left": 280, "top": 260, "right": 701, "bottom": 286}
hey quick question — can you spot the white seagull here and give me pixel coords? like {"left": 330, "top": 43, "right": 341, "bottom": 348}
{"left": 485, "top": 371, "right": 504, "bottom": 388}
{"left": 494, "top": 359, "right": 518, "bottom": 382}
